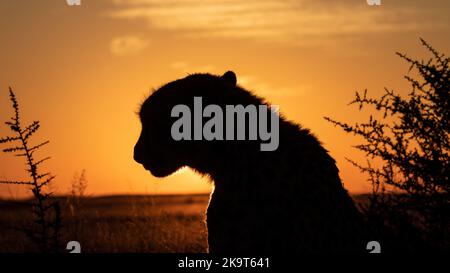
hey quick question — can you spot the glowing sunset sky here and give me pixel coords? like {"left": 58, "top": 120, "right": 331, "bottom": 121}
{"left": 0, "top": 0, "right": 449, "bottom": 198}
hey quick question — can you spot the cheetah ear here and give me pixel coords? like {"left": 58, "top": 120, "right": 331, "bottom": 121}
{"left": 221, "top": 71, "right": 237, "bottom": 86}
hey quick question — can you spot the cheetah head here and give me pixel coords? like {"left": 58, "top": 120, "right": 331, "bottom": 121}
{"left": 133, "top": 71, "right": 238, "bottom": 177}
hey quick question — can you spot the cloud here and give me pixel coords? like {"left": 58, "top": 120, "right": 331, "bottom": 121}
{"left": 110, "top": 36, "right": 149, "bottom": 56}
{"left": 238, "top": 75, "right": 309, "bottom": 100}
{"left": 106, "top": 0, "right": 447, "bottom": 46}
{"left": 170, "top": 61, "right": 189, "bottom": 70}
{"left": 169, "top": 61, "right": 215, "bottom": 74}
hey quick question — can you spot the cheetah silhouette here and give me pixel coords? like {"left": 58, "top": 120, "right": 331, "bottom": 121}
{"left": 134, "top": 71, "right": 365, "bottom": 253}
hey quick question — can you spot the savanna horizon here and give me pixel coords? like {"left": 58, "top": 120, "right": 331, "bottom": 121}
{"left": 0, "top": 0, "right": 448, "bottom": 258}
{"left": 1, "top": 0, "right": 449, "bottom": 199}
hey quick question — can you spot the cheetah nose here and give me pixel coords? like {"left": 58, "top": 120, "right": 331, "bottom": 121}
{"left": 133, "top": 145, "right": 143, "bottom": 164}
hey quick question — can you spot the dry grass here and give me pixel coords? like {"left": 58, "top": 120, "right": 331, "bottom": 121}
{"left": 0, "top": 194, "right": 209, "bottom": 253}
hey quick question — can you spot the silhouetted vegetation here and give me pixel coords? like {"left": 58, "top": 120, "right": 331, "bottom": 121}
{"left": 0, "top": 88, "right": 61, "bottom": 252}
{"left": 67, "top": 169, "right": 88, "bottom": 217}
{"left": 326, "top": 39, "right": 449, "bottom": 252}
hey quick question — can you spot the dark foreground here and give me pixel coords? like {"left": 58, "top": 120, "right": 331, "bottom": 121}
{"left": 0, "top": 194, "right": 369, "bottom": 253}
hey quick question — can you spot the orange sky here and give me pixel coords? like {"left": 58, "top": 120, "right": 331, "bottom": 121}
{"left": 0, "top": 0, "right": 449, "bottom": 198}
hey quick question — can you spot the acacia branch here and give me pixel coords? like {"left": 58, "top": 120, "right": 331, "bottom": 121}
{"left": 0, "top": 180, "right": 33, "bottom": 185}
